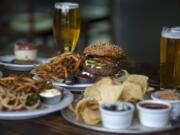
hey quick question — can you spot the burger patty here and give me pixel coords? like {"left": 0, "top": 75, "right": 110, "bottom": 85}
{"left": 83, "top": 63, "right": 119, "bottom": 76}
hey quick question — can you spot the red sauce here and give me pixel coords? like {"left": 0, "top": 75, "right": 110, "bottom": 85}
{"left": 141, "top": 103, "right": 169, "bottom": 109}
{"left": 15, "top": 43, "right": 37, "bottom": 50}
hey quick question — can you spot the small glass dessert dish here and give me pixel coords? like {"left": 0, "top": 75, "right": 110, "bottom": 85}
{"left": 136, "top": 100, "right": 172, "bottom": 127}
{"left": 39, "top": 89, "right": 62, "bottom": 105}
{"left": 99, "top": 101, "right": 134, "bottom": 129}
{"left": 14, "top": 42, "right": 38, "bottom": 64}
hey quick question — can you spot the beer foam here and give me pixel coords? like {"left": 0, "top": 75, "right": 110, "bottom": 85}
{"left": 55, "top": 2, "right": 79, "bottom": 9}
{"left": 161, "top": 27, "right": 180, "bottom": 39}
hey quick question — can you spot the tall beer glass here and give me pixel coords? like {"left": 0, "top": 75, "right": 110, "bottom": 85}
{"left": 53, "top": 2, "right": 80, "bottom": 52}
{"left": 160, "top": 27, "right": 180, "bottom": 88}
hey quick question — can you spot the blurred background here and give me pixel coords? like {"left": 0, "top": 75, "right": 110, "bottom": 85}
{"left": 0, "top": 0, "right": 180, "bottom": 65}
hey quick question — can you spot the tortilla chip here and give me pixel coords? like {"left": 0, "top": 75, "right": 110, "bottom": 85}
{"left": 97, "top": 80, "right": 124, "bottom": 103}
{"left": 83, "top": 78, "right": 113, "bottom": 101}
{"left": 120, "top": 81, "right": 144, "bottom": 101}
{"left": 83, "top": 86, "right": 101, "bottom": 101}
{"left": 75, "top": 97, "right": 94, "bottom": 120}
{"left": 125, "top": 74, "right": 148, "bottom": 93}
{"left": 80, "top": 100, "right": 100, "bottom": 125}
{"left": 95, "top": 77, "right": 113, "bottom": 86}
{"left": 74, "top": 97, "right": 100, "bottom": 125}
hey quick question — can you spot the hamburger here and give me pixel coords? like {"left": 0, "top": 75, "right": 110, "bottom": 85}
{"left": 82, "top": 43, "right": 125, "bottom": 76}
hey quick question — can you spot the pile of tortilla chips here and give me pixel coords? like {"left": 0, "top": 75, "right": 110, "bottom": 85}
{"left": 71, "top": 74, "right": 150, "bottom": 125}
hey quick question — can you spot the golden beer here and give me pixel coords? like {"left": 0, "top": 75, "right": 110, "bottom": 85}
{"left": 53, "top": 2, "right": 80, "bottom": 52}
{"left": 160, "top": 27, "right": 180, "bottom": 88}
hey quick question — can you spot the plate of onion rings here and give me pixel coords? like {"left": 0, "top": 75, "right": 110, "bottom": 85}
{"left": 0, "top": 75, "right": 74, "bottom": 120}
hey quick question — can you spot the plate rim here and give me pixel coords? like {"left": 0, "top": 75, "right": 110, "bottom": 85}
{"left": 52, "top": 82, "right": 93, "bottom": 88}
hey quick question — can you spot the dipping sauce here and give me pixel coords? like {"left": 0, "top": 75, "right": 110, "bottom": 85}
{"left": 159, "top": 90, "right": 180, "bottom": 100}
{"left": 103, "top": 102, "right": 131, "bottom": 112}
{"left": 76, "top": 71, "right": 94, "bottom": 84}
{"left": 39, "top": 89, "right": 62, "bottom": 105}
{"left": 137, "top": 100, "right": 171, "bottom": 127}
{"left": 40, "top": 89, "right": 61, "bottom": 98}
{"left": 140, "top": 103, "right": 169, "bottom": 109}
{"left": 15, "top": 43, "right": 37, "bottom": 61}
{"left": 100, "top": 102, "right": 134, "bottom": 129}
{"left": 79, "top": 72, "right": 91, "bottom": 79}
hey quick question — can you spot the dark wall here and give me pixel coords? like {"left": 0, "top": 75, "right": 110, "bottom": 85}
{"left": 113, "top": 0, "right": 180, "bottom": 65}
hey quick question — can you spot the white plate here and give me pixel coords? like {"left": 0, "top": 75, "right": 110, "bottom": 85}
{"left": 61, "top": 107, "right": 180, "bottom": 134}
{"left": 0, "top": 90, "right": 73, "bottom": 120}
{"left": 0, "top": 55, "right": 47, "bottom": 71}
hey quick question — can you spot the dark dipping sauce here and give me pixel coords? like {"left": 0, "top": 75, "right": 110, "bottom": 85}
{"left": 79, "top": 73, "right": 90, "bottom": 79}
{"left": 103, "top": 104, "right": 131, "bottom": 112}
{"left": 141, "top": 103, "right": 169, "bottom": 110}
{"left": 76, "top": 72, "right": 94, "bottom": 84}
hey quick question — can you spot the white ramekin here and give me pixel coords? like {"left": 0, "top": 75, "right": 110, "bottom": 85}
{"left": 136, "top": 100, "right": 172, "bottom": 127}
{"left": 99, "top": 102, "right": 135, "bottom": 129}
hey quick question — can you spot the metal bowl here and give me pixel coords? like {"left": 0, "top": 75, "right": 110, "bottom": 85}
{"left": 76, "top": 71, "right": 95, "bottom": 84}
{"left": 39, "top": 89, "right": 62, "bottom": 105}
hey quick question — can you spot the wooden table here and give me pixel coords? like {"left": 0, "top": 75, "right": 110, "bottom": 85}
{"left": 0, "top": 60, "right": 179, "bottom": 135}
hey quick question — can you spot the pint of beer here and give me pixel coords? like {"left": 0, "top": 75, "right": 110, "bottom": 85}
{"left": 160, "top": 27, "right": 180, "bottom": 88}
{"left": 53, "top": 2, "right": 80, "bottom": 52}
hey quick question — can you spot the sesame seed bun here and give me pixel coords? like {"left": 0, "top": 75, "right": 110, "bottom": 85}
{"left": 83, "top": 43, "right": 125, "bottom": 59}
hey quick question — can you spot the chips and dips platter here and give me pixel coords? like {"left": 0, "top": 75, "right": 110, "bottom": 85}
{"left": 61, "top": 107, "right": 180, "bottom": 134}
{"left": 0, "top": 55, "right": 47, "bottom": 71}
{"left": 60, "top": 75, "right": 180, "bottom": 134}
{"left": 0, "top": 90, "right": 73, "bottom": 120}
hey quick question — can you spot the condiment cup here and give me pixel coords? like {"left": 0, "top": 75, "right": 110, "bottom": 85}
{"left": 76, "top": 71, "right": 95, "bottom": 84}
{"left": 151, "top": 91, "right": 180, "bottom": 120}
{"left": 136, "top": 100, "right": 172, "bottom": 127}
{"left": 99, "top": 102, "right": 135, "bottom": 129}
{"left": 39, "top": 89, "right": 62, "bottom": 105}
